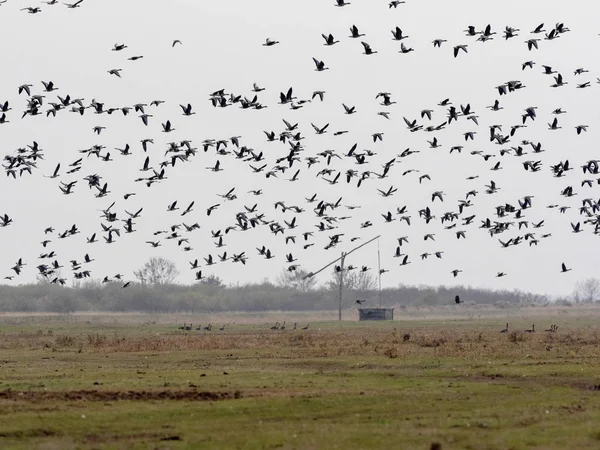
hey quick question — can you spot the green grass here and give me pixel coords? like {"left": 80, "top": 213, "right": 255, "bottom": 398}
{"left": 0, "top": 310, "right": 600, "bottom": 449}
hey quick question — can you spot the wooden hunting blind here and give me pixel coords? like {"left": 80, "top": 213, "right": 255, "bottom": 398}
{"left": 358, "top": 308, "right": 394, "bottom": 321}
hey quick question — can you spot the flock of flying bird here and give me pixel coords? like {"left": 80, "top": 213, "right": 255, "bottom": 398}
{"left": 1, "top": 0, "right": 599, "bottom": 299}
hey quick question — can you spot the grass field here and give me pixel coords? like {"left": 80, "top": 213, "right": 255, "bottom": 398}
{"left": 1, "top": 307, "right": 600, "bottom": 449}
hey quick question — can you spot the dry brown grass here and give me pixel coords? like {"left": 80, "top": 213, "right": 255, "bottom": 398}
{"left": 2, "top": 325, "right": 600, "bottom": 363}
{"left": 2, "top": 304, "right": 600, "bottom": 325}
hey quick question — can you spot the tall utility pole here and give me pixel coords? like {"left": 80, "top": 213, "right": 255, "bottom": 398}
{"left": 338, "top": 252, "right": 346, "bottom": 321}
{"left": 304, "top": 235, "right": 380, "bottom": 321}
{"left": 377, "top": 237, "right": 382, "bottom": 308}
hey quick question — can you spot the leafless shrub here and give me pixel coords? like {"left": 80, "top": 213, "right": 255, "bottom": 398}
{"left": 509, "top": 331, "right": 525, "bottom": 343}
{"left": 418, "top": 336, "right": 447, "bottom": 348}
{"left": 87, "top": 333, "right": 107, "bottom": 347}
{"left": 55, "top": 335, "right": 75, "bottom": 347}
{"left": 383, "top": 347, "right": 399, "bottom": 359}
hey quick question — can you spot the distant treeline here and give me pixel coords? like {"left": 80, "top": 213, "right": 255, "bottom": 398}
{"left": 0, "top": 279, "right": 554, "bottom": 313}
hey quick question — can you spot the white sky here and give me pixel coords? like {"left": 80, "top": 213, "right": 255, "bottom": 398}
{"left": 1, "top": 0, "right": 599, "bottom": 297}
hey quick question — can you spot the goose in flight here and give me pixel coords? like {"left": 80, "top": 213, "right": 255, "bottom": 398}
{"left": 526, "top": 39, "right": 540, "bottom": 51}
{"left": 342, "top": 104, "right": 356, "bottom": 114}
{"left": 322, "top": 34, "right": 339, "bottom": 46}
{"left": 162, "top": 120, "right": 175, "bottom": 132}
{"left": 18, "top": 84, "right": 33, "bottom": 96}
{"left": 531, "top": 23, "right": 545, "bottom": 34}
{"left": 377, "top": 186, "right": 397, "bottom": 197}
{"left": 361, "top": 41, "right": 377, "bottom": 55}
{"left": 1, "top": 214, "right": 13, "bottom": 227}
{"left": 381, "top": 211, "right": 395, "bottom": 223}
{"left": 551, "top": 73, "right": 567, "bottom": 87}
{"left": 522, "top": 61, "right": 535, "bottom": 70}
{"left": 45, "top": 163, "right": 60, "bottom": 179}
{"left": 464, "top": 26, "right": 479, "bottom": 36}
{"left": 312, "top": 91, "right": 326, "bottom": 101}
{"left": 391, "top": 27, "right": 408, "bottom": 41}
{"left": 64, "top": 0, "right": 84, "bottom": 8}
{"left": 453, "top": 45, "right": 468, "bottom": 57}
{"left": 181, "top": 202, "right": 195, "bottom": 216}
{"left": 41, "top": 81, "right": 58, "bottom": 92}
{"left": 263, "top": 38, "right": 279, "bottom": 46}
{"left": 431, "top": 191, "right": 444, "bottom": 202}
{"left": 349, "top": 25, "right": 364, "bottom": 38}
{"left": 180, "top": 104, "right": 195, "bottom": 116}
{"left": 399, "top": 43, "right": 414, "bottom": 54}
{"left": 311, "top": 123, "right": 329, "bottom": 134}
{"left": 548, "top": 117, "right": 561, "bottom": 130}
{"left": 312, "top": 57, "right": 328, "bottom": 71}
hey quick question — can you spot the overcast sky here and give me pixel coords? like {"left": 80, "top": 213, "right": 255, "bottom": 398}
{"left": 0, "top": 0, "right": 599, "bottom": 297}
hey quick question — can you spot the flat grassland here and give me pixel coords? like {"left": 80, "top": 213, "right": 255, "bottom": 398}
{"left": 0, "top": 308, "right": 600, "bottom": 450}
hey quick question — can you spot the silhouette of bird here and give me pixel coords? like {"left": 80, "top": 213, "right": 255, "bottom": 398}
{"left": 263, "top": 38, "right": 279, "bottom": 46}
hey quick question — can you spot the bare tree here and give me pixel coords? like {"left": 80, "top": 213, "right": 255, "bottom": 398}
{"left": 36, "top": 272, "right": 50, "bottom": 285}
{"left": 276, "top": 268, "right": 317, "bottom": 291}
{"left": 327, "top": 267, "right": 352, "bottom": 291}
{"left": 36, "top": 269, "right": 63, "bottom": 285}
{"left": 199, "top": 274, "right": 225, "bottom": 287}
{"left": 327, "top": 268, "right": 377, "bottom": 292}
{"left": 134, "top": 257, "right": 179, "bottom": 286}
{"left": 354, "top": 270, "right": 378, "bottom": 291}
{"left": 573, "top": 278, "right": 600, "bottom": 303}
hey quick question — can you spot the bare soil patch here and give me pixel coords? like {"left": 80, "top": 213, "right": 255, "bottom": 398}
{"left": 0, "top": 389, "right": 241, "bottom": 402}
{"left": 0, "top": 428, "right": 58, "bottom": 438}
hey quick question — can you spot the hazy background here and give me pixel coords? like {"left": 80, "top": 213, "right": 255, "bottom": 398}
{"left": 0, "top": 0, "right": 599, "bottom": 297}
